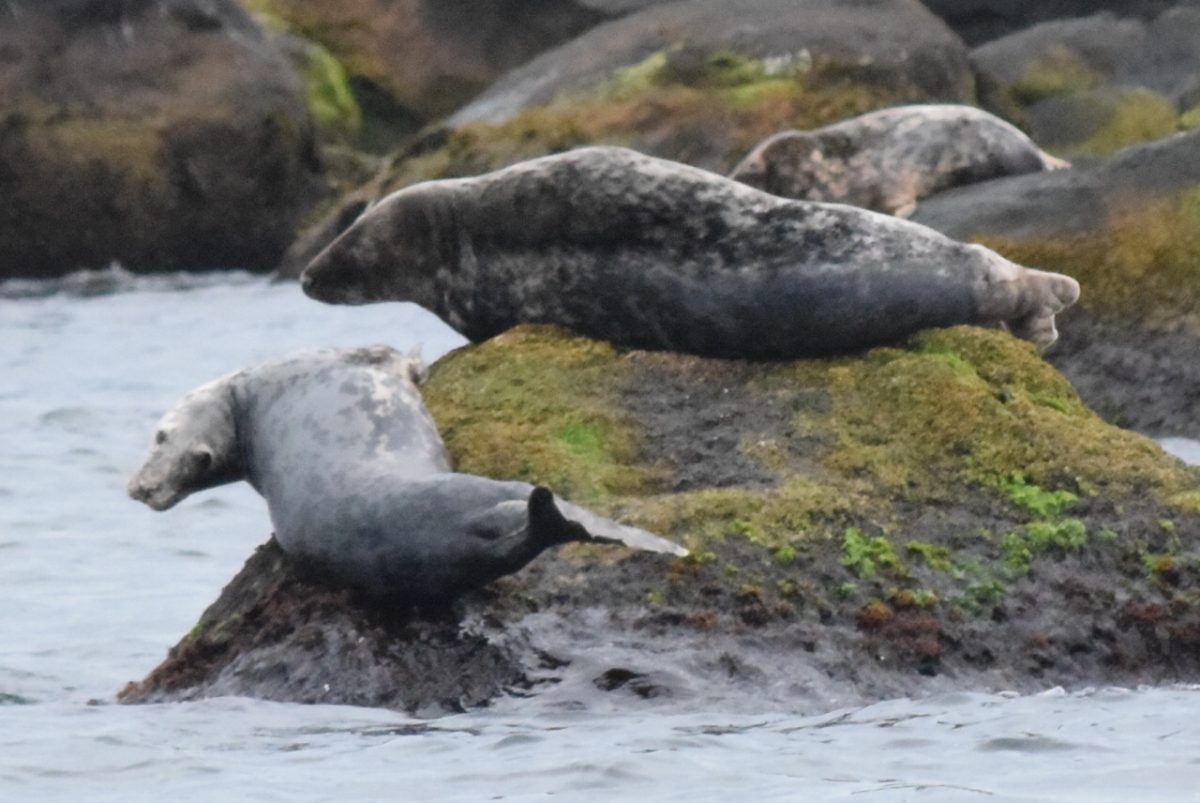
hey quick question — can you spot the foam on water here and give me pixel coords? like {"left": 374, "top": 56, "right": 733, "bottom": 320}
{"left": 2, "top": 271, "right": 1200, "bottom": 802}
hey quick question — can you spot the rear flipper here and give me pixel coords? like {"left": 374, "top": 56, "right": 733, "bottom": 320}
{"left": 1006, "top": 268, "right": 1081, "bottom": 350}
{"left": 527, "top": 486, "right": 593, "bottom": 547}
{"left": 553, "top": 496, "right": 689, "bottom": 556}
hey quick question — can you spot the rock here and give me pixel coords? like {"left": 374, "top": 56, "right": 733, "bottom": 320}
{"left": 241, "top": 0, "right": 614, "bottom": 148}
{"left": 0, "top": 0, "right": 323, "bottom": 279}
{"left": 912, "top": 131, "right": 1200, "bottom": 435}
{"left": 922, "top": 0, "right": 1187, "bottom": 45}
{"left": 970, "top": 10, "right": 1200, "bottom": 156}
{"left": 121, "top": 325, "right": 1200, "bottom": 713}
{"left": 450, "top": 0, "right": 974, "bottom": 126}
{"left": 274, "top": 0, "right": 977, "bottom": 278}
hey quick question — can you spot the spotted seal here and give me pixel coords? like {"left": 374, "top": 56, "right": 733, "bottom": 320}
{"left": 730, "top": 105, "right": 1068, "bottom": 217}
{"left": 300, "top": 146, "right": 1079, "bottom": 355}
{"left": 127, "top": 346, "right": 685, "bottom": 600}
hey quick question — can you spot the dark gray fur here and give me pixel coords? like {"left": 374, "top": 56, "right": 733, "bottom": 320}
{"left": 301, "top": 146, "right": 1079, "bottom": 356}
{"left": 128, "top": 347, "right": 685, "bottom": 601}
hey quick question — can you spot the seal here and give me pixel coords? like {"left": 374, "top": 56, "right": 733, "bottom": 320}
{"left": 127, "top": 346, "right": 686, "bottom": 601}
{"left": 300, "top": 146, "right": 1080, "bottom": 357}
{"left": 730, "top": 105, "right": 1068, "bottom": 217}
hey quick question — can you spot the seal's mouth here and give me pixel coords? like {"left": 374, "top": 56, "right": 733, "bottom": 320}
{"left": 127, "top": 478, "right": 181, "bottom": 511}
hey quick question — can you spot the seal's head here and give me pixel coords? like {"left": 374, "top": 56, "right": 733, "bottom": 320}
{"left": 127, "top": 379, "right": 241, "bottom": 511}
{"left": 301, "top": 187, "right": 441, "bottom": 307}
{"left": 730, "top": 130, "right": 822, "bottom": 196}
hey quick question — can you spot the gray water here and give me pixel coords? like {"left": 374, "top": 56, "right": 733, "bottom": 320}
{"left": 4, "top": 270, "right": 1200, "bottom": 802}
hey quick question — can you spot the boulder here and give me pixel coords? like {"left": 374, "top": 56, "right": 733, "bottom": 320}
{"left": 241, "top": 0, "right": 614, "bottom": 149}
{"left": 450, "top": 0, "right": 974, "bottom": 126}
{"left": 970, "top": 10, "right": 1200, "bottom": 156}
{"left": 0, "top": 0, "right": 323, "bottom": 279}
{"left": 912, "top": 131, "right": 1200, "bottom": 435}
{"left": 121, "top": 326, "right": 1200, "bottom": 713}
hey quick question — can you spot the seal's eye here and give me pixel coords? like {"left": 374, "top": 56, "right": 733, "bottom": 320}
{"left": 155, "top": 431, "right": 168, "bottom": 445}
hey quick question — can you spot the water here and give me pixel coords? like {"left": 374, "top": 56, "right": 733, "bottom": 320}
{"left": 3, "top": 271, "right": 1200, "bottom": 802}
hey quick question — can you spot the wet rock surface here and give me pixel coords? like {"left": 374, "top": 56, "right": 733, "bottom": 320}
{"left": 0, "top": 0, "right": 323, "bottom": 279}
{"left": 122, "top": 326, "right": 1200, "bottom": 714}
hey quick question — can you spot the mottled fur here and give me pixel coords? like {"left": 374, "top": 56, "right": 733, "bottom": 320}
{"left": 128, "top": 346, "right": 685, "bottom": 600}
{"left": 302, "top": 146, "right": 1079, "bottom": 355}
{"left": 731, "top": 105, "right": 1067, "bottom": 217}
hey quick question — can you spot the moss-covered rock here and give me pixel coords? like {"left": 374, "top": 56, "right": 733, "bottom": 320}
{"left": 450, "top": 0, "right": 974, "bottom": 127}
{"left": 240, "top": 0, "right": 613, "bottom": 150}
{"left": 123, "top": 325, "right": 1200, "bottom": 712}
{"left": 971, "top": 10, "right": 1200, "bottom": 157}
{"left": 912, "top": 130, "right": 1200, "bottom": 436}
{"left": 0, "top": 0, "right": 323, "bottom": 279}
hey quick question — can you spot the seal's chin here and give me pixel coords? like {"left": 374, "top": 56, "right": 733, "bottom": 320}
{"left": 127, "top": 479, "right": 182, "bottom": 511}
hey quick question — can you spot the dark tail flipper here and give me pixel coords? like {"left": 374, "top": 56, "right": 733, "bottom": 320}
{"left": 527, "top": 486, "right": 599, "bottom": 547}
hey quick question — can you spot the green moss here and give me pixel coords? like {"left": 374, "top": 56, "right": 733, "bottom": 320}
{"left": 422, "top": 327, "right": 649, "bottom": 504}
{"left": 1003, "top": 519, "right": 1088, "bottom": 573}
{"left": 302, "top": 43, "right": 361, "bottom": 143}
{"left": 1009, "top": 47, "right": 1102, "bottom": 105}
{"left": 841, "top": 527, "right": 902, "bottom": 580}
{"left": 1142, "top": 552, "right": 1177, "bottom": 579}
{"left": 773, "top": 545, "right": 798, "bottom": 565}
{"left": 994, "top": 472, "right": 1078, "bottom": 517}
{"left": 906, "top": 541, "right": 953, "bottom": 572}
{"left": 1067, "top": 88, "right": 1181, "bottom": 158}
{"left": 1182, "top": 106, "right": 1200, "bottom": 130}
{"left": 1170, "top": 492, "right": 1200, "bottom": 516}
{"left": 976, "top": 188, "right": 1200, "bottom": 325}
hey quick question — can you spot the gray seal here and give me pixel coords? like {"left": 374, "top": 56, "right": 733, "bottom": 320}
{"left": 300, "top": 146, "right": 1080, "bottom": 355}
{"left": 730, "top": 105, "right": 1068, "bottom": 217}
{"left": 127, "top": 346, "right": 686, "bottom": 601}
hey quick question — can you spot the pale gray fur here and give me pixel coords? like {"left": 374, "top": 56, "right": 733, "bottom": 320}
{"left": 731, "top": 105, "right": 1068, "bottom": 217}
{"left": 301, "top": 146, "right": 1079, "bottom": 355}
{"left": 128, "top": 346, "right": 686, "bottom": 600}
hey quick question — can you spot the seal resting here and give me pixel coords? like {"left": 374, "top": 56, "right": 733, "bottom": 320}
{"left": 301, "top": 146, "right": 1080, "bottom": 356}
{"left": 127, "top": 346, "right": 686, "bottom": 601}
{"left": 730, "top": 104, "right": 1068, "bottom": 217}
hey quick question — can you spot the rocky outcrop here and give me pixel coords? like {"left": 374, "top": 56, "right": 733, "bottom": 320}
{"left": 970, "top": 10, "right": 1200, "bottom": 156}
{"left": 240, "top": 0, "right": 615, "bottom": 149}
{"left": 912, "top": 131, "right": 1200, "bottom": 436}
{"left": 0, "top": 0, "right": 323, "bottom": 279}
{"left": 450, "top": 0, "right": 974, "bottom": 126}
{"left": 121, "top": 326, "right": 1200, "bottom": 713}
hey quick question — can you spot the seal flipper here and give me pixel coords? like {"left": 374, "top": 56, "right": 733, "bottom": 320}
{"left": 528, "top": 486, "right": 597, "bottom": 547}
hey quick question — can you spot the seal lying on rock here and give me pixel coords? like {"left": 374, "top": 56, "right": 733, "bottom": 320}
{"left": 730, "top": 105, "right": 1068, "bottom": 217}
{"left": 301, "top": 146, "right": 1080, "bottom": 356}
{"left": 127, "top": 346, "right": 685, "bottom": 600}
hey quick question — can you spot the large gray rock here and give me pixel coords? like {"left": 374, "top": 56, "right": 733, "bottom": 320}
{"left": 450, "top": 0, "right": 974, "bottom": 126}
{"left": 0, "top": 0, "right": 323, "bottom": 279}
{"left": 911, "top": 130, "right": 1200, "bottom": 239}
{"left": 970, "top": 10, "right": 1200, "bottom": 156}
